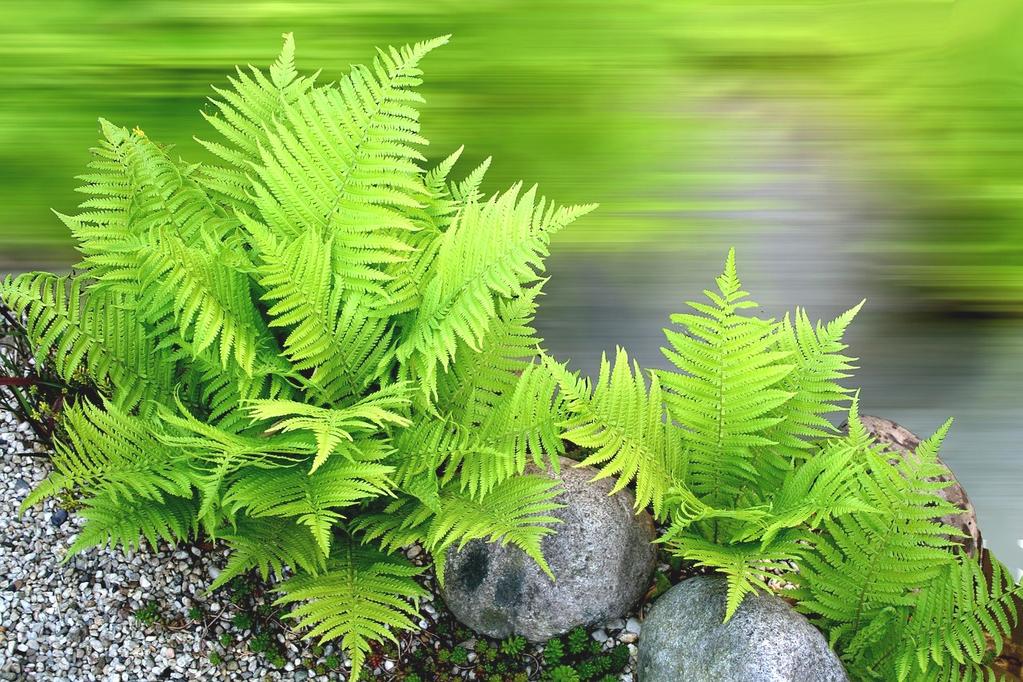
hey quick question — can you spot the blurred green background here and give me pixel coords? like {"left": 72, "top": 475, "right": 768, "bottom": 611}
{"left": 1, "top": 1, "right": 1021, "bottom": 569}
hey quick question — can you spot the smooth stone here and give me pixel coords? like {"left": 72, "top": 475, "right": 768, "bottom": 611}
{"left": 49, "top": 509, "right": 68, "bottom": 527}
{"left": 440, "top": 456, "right": 656, "bottom": 641}
{"left": 842, "top": 414, "right": 982, "bottom": 556}
{"left": 638, "top": 576, "right": 848, "bottom": 682}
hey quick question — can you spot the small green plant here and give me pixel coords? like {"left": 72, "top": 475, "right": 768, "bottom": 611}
{"left": 546, "top": 665, "right": 580, "bottom": 682}
{"left": 248, "top": 631, "right": 270, "bottom": 653}
{"left": 187, "top": 606, "right": 202, "bottom": 621}
{"left": 218, "top": 633, "right": 232, "bottom": 648}
{"left": 324, "top": 653, "right": 340, "bottom": 669}
{"left": 500, "top": 635, "right": 526, "bottom": 656}
{"left": 566, "top": 626, "right": 588, "bottom": 655}
{"left": 575, "top": 660, "right": 598, "bottom": 680}
{"left": 608, "top": 644, "right": 629, "bottom": 670}
{"left": 231, "top": 612, "right": 252, "bottom": 631}
{"left": 543, "top": 638, "right": 564, "bottom": 665}
{"left": 449, "top": 645, "right": 469, "bottom": 665}
{"left": 133, "top": 600, "right": 161, "bottom": 626}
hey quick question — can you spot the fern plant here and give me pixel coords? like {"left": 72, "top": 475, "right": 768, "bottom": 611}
{"left": 1, "top": 34, "right": 594, "bottom": 676}
{"left": 547, "top": 249, "right": 1022, "bottom": 680}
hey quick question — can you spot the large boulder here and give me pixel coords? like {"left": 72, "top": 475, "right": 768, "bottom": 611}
{"left": 638, "top": 576, "right": 848, "bottom": 682}
{"left": 842, "top": 414, "right": 982, "bottom": 557}
{"left": 439, "top": 456, "right": 656, "bottom": 641}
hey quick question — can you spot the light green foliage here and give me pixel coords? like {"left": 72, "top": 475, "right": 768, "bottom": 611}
{"left": 550, "top": 249, "right": 1022, "bottom": 680}
{"left": 546, "top": 665, "right": 580, "bottom": 682}
{"left": 274, "top": 542, "right": 428, "bottom": 676}
{"left": 549, "top": 347, "right": 678, "bottom": 517}
{"left": 500, "top": 635, "right": 526, "bottom": 656}
{"left": 1, "top": 34, "right": 593, "bottom": 678}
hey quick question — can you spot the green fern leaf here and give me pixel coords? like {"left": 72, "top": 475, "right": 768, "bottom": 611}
{"left": 67, "top": 491, "right": 198, "bottom": 556}
{"left": 398, "top": 185, "right": 595, "bottom": 398}
{"left": 212, "top": 515, "right": 326, "bottom": 590}
{"left": 224, "top": 452, "right": 394, "bottom": 557}
{"left": 551, "top": 348, "right": 676, "bottom": 517}
{"left": 0, "top": 273, "right": 173, "bottom": 412}
{"left": 275, "top": 541, "right": 428, "bottom": 679}
{"left": 656, "top": 248, "right": 794, "bottom": 513}
{"left": 48, "top": 399, "right": 192, "bottom": 505}
{"left": 245, "top": 383, "right": 411, "bottom": 472}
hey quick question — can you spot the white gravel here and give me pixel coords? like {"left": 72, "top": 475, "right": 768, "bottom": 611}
{"left": 0, "top": 410, "right": 321, "bottom": 682}
{"left": 0, "top": 407, "right": 644, "bottom": 681}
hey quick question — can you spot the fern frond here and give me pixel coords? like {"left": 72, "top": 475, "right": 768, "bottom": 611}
{"left": 67, "top": 490, "right": 198, "bottom": 556}
{"left": 420, "top": 146, "right": 464, "bottom": 231}
{"left": 212, "top": 515, "right": 326, "bottom": 590}
{"left": 357, "top": 476, "right": 563, "bottom": 584}
{"left": 139, "top": 230, "right": 270, "bottom": 374}
{"left": 451, "top": 156, "right": 493, "bottom": 205}
{"left": 176, "top": 348, "right": 295, "bottom": 430}
{"left": 672, "top": 535, "right": 803, "bottom": 621}
{"left": 398, "top": 185, "right": 595, "bottom": 398}
{"left": 429, "top": 474, "right": 563, "bottom": 582}
{"left": 154, "top": 399, "right": 311, "bottom": 523}
{"left": 893, "top": 554, "right": 1023, "bottom": 680}
{"left": 195, "top": 32, "right": 318, "bottom": 210}
{"left": 243, "top": 223, "right": 394, "bottom": 402}
{"left": 551, "top": 348, "right": 675, "bottom": 517}
{"left": 47, "top": 399, "right": 192, "bottom": 505}
{"left": 243, "top": 36, "right": 448, "bottom": 298}
{"left": 351, "top": 493, "right": 437, "bottom": 555}
{"left": 275, "top": 541, "right": 428, "bottom": 679}
{"left": 478, "top": 361, "right": 567, "bottom": 475}
{"left": 752, "top": 434, "right": 875, "bottom": 546}
{"left": 790, "top": 411, "right": 962, "bottom": 642}
{"left": 246, "top": 226, "right": 342, "bottom": 367}
{"left": 224, "top": 452, "right": 394, "bottom": 557}
{"left": 754, "top": 302, "right": 862, "bottom": 486}
{"left": 437, "top": 286, "right": 545, "bottom": 424}
{"left": 245, "top": 383, "right": 411, "bottom": 472}
{"left": 656, "top": 248, "right": 794, "bottom": 512}
{"left": 394, "top": 417, "right": 510, "bottom": 500}
{"left": 62, "top": 119, "right": 235, "bottom": 284}
{"left": 0, "top": 272, "right": 173, "bottom": 412}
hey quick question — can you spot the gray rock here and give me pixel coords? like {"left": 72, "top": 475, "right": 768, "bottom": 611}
{"left": 841, "top": 414, "right": 982, "bottom": 556}
{"left": 440, "top": 456, "right": 656, "bottom": 641}
{"left": 638, "top": 576, "right": 848, "bottom": 682}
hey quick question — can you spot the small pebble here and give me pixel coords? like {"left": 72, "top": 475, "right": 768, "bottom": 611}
{"left": 49, "top": 509, "right": 68, "bottom": 527}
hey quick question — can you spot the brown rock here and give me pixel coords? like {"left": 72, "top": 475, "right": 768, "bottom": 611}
{"left": 841, "top": 414, "right": 982, "bottom": 557}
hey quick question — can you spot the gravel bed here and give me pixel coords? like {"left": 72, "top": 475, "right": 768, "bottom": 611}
{"left": 0, "top": 409, "right": 645, "bottom": 681}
